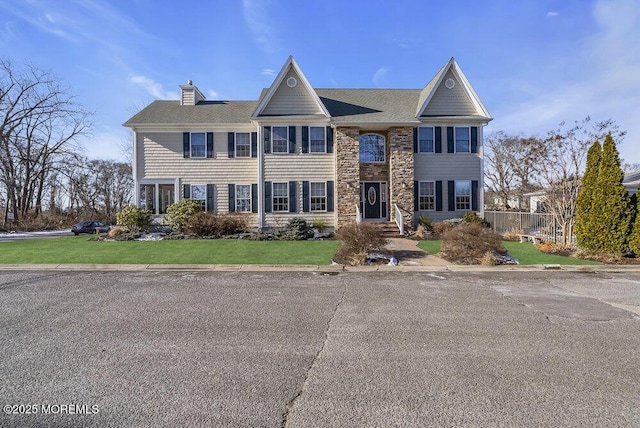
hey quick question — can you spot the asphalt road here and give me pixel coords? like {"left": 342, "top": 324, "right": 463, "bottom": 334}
{"left": 1, "top": 270, "right": 639, "bottom": 427}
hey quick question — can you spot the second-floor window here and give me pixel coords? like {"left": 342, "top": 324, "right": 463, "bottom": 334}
{"left": 272, "top": 127, "right": 288, "bottom": 153}
{"left": 310, "top": 127, "right": 326, "bottom": 153}
{"left": 235, "top": 133, "right": 251, "bottom": 157}
{"left": 419, "top": 127, "right": 434, "bottom": 153}
{"left": 190, "top": 133, "right": 206, "bottom": 158}
{"left": 455, "top": 127, "right": 470, "bottom": 153}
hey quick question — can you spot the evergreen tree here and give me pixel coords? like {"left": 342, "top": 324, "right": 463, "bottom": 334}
{"left": 629, "top": 192, "right": 640, "bottom": 255}
{"left": 592, "top": 134, "right": 631, "bottom": 255}
{"left": 575, "top": 141, "right": 601, "bottom": 250}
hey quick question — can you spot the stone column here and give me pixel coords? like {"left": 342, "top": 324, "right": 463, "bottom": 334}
{"left": 335, "top": 127, "right": 360, "bottom": 229}
{"left": 389, "top": 127, "right": 414, "bottom": 229}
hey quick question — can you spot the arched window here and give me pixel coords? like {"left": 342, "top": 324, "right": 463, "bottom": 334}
{"left": 359, "top": 134, "right": 385, "bottom": 163}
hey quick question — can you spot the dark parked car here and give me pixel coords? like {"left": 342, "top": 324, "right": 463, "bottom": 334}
{"left": 71, "top": 221, "right": 110, "bottom": 235}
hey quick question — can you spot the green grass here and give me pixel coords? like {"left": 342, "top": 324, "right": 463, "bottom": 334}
{"left": 0, "top": 236, "right": 341, "bottom": 265}
{"left": 418, "top": 240, "right": 599, "bottom": 265}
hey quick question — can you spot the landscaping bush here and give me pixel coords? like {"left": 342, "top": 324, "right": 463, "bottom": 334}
{"left": 278, "top": 218, "right": 314, "bottom": 240}
{"left": 440, "top": 222, "right": 505, "bottom": 264}
{"left": 116, "top": 205, "right": 151, "bottom": 232}
{"left": 311, "top": 218, "right": 326, "bottom": 233}
{"left": 433, "top": 221, "right": 455, "bottom": 236}
{"left": 462, "top": 211, "right": 490, "bottom": 227}
{"left": 166, "top": 199, "right": 202, "bottom": 232}
{"left": 184, "top": 212, "right": 248, "bottom": 238}
{"left": 333, "top": 222, "right": 389, "bottom": 265}
{"left": 108, "top": 226, "right": 124, "bottom": 238}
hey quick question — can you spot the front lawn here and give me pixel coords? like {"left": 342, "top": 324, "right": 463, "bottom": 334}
{"left": 417, "top": 240, "right": 599, "bottom": 265}
{"left": 0, "top": 236, "right": 341, "bottom": 265}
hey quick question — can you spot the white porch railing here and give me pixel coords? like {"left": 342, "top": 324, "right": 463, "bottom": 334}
{"left": 356, "top": 204, "right": 362, "bottom": 224}
{"left": 394, "top": 204, "right": 404, "bottom": 235}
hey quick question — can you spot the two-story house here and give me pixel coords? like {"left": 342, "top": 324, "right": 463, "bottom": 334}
{"left": 124, "top": 56, "right": 492, "bottom": 231}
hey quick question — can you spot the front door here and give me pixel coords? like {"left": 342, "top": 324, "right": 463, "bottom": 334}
{"left": 363, "top": 182, "right": 382, "bottom": 219}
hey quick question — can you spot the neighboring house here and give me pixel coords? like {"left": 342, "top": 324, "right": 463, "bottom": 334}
{"left": 624, "top": 171, "right": 640, "bottom": 196}
{"left": 124, "top": 56, "right": 492, "bottom": 231}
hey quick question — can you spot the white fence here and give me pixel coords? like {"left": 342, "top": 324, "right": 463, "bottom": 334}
{"left": 483, "top": 211, "right": 563, "bottom": 243}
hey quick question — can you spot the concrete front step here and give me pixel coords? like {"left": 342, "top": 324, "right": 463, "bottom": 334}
{"left": 364, "top": 222, "right": 403, "bottom": 237}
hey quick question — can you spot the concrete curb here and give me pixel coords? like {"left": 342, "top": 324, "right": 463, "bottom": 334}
{"left": 1, "top": 264, "right": 640, "bottom": 273}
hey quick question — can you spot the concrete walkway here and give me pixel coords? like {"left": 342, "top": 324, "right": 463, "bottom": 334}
{"left": 384, "top": 238, "right": 449, "bottom": 266}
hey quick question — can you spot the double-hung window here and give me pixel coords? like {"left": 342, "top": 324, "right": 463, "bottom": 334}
{"left": 455, "top": 127, "right": 470, "bottom": 153}
{"left": 310, "top": 182, "right": 326, "bottom": 212}
{"left": 235, "top": 185, "right": 251, "bottom": 212}
{"left": 190, "top": 133, "right": 206, "bottom": 158}
{"left": 419, "top": 127, "right": 434, "bottom": 153}
{"left": 272, "top": 182, "right": 289, "bottom": 212}
{"left": 419, "top": 181, "right": 435, "bottom": 210}
{"left": 235, "top": 133, "right": 251, "bottom": 157}
{"left": 191, "top": 184, "right": 207, "bottom": 211}
{"left": 455, "top": 181, "right": 471, "bottom": 210}
{"left": 272, "top": 127, "right": 288, "bottom": 154}
{"left": 309, "top": 127, "right": 326, "bottom": 153}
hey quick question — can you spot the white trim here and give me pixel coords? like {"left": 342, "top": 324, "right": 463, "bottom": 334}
{"left": 418, "top": 180, "right": 436, "bottom": 211}
{"left": 251, "top": 56, "right": 330, "bottom": 119}
{"left": 257, "top": 125, "right": 264, "bottom": 228}
{"left": 271, "top": 126, "right": 290, "bottom": 154}
{"left": 309, "top": 126, "right": 327, "bottom": 154}
{"left": 234, "top": 132, "right": 251, "bottom": 158}
{"left": 454, "top": 126, "right": 471, "bottom": 153}
{"left": 189, "top": 132, "right": 207, "bottom": 158}
{"left": 454, "top": 180, "right": 472, "bottom": 211}
{"left": 309, "top": 181, "right": 328, "bottom": 213}
{"left": 417, "top": 126, "right": 435, "bottom": 153}
{"left": 235, "top": 184, "right": 252, "bottom": 213}
{"left": 271, "top": 182, "right": 290, "bottom": 213}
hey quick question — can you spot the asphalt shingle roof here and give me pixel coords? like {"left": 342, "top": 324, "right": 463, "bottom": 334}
{"left": 123, "top": 100, "right": 259, "bottom": 126}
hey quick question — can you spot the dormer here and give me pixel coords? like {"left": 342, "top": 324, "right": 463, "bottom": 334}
{"left": 180, "top": 80, "right": 206, "bottom": 106}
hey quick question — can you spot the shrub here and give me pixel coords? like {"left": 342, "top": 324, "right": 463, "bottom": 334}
{"left": 279, "top": 218, "right": 314, "bottom": 241}
{"left": 333, "top": 222, "right": 389, "bottom": 265}
{"left": 311, "top": 218, "right": 326, "bottom": 232}
{"left": 218, "top": 214, "right": 248, "bottom": 235}
{"left": 418, "top": 215, "right": 433, "bottom": 231}
{"left": 433, "top": 221, "right": 455, "bottom": 236}
{"left": 116, "top": 205, "right": 151, "bottom": 232}
{"left": 184, "top": 212, "right": 248, "bottom": 238}
{"left": 166, "top": 199, "right": 202, "bottom": 232}
{"left": 107, "top": 226, "right": 124, "bottom": 238}
{"left": 462, "top": 211, "right": 490, "bottom": 227}
{"left": 440, "top": 222, "right": 505, "bottom": 264}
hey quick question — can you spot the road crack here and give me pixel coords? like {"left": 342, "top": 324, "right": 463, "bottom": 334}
{"left": 280, "top": 281, "right": 347, "bottom": 427}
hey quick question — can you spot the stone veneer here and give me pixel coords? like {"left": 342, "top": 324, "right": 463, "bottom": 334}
{"left": 335, "top": 127, "right": 360, "bottom": 229}
{"left": 388, "top": 127, "right": 415, "bottom": 229}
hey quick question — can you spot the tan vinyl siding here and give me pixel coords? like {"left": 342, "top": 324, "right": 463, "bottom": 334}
{"left": 421, "top": 70, "right": 477, "bottom": 116}
{"left": 264, "top": 154, "right": 334, "bottom": 182}
{"left": 181, "top": 88, "right": 194, "bottom": 106}
{"left": 261, "top": 69, "right": 324, "bottom": 116}
{"left": 414, "top": 153, "right": 481, "bottom": 181}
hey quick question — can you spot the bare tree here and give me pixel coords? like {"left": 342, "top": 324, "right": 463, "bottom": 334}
{"left": 538, "top": 117, "right": 626, "bottom": 248}
{"left": 0, "top": 59, "right": 90, "bottom": 222}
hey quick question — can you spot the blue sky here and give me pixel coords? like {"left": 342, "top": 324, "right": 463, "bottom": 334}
{"left": 1, "top": 0, "right": 638, "bottom": 165}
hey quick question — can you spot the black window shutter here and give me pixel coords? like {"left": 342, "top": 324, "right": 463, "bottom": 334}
{"left": 251, "top": 132, "right": 258, "bottom": 158}
{"left": 447, "top": 127, "right": 454, "bottom": 153}
{"left": 448, "top": 181, "right": 455, "bottom": 211}
{"left": 183, "top": 184, "right": 191, "bottom": 199}
{"left": 264, "top": 182, "right": 272, "bottom": 213}
{"left": 327, "top": 181, "right": 334, "bottom": 212}
{"left": 302, "top": 181, "right": 310, "bottom": 213}
{"left": 435, "top": 127, "right": 442, "bottom": 153}
{"left": 206, "top": 184, "right": 214, "bottom": 211}
{"left": 413, "top": 181, "right": 419, "bottom": 211}
{"left": 207, "top": 132, "right": 214, "bottom": 158}
{"left": 471, "top": 127, "right": 478, "bottom": 154}
{"left": 183, "top": 132, "right": 190, "bottom": 158}
{"left": 289, "top": 181, "right": 297, "bottom": 213}
{"left": 326, "top": 126, "right": 333, "bottom": 153}
{"left": 288, "top": 126, "right": 296, "bottom": 154}
{"left": 264, "top": 126, "right": 271, "bottom": 154}
{"left": 228, "top": 184, "right": 235, "bottom": 212}
{"left": 301, "top": 126, "right": 309, "bottom": 153}
{"left": 227, "top": 132, "right": 235, "bottom": 158}
{"left": 413, "top": 128, "right": 418, "bottom": 153}
{"left": 251, "top": 184, "right": 258, "bottom": 213}
{"left": 436, "top": 181, "right": 443, "bottom": 211}
{"left": 472, "top": 180, "right": 479, "bottom": 211}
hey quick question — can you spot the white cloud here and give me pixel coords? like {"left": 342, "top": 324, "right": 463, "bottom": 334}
{"left": 208, "top": 90, "right": 220, "bottom": 99}
{"left": 242, "top": 0, "right": 277, "bottom": 55}
{"left": 546, "top": 11, "right": 559, "bottom": 17}
{"left": 130, "top": 75, "right": 178, "bottom": 100}
{"left": 372, "top": 66, "right": 389, "bottom": 87}
{"left": 261, "top": 68, "right": 276, "bottom": 78}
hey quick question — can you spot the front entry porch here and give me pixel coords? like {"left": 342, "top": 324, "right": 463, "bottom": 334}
{"left": 360, "top": 181, "right": 388, "bottom": 221}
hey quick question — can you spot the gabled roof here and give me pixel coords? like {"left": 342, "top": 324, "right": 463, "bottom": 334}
{"left": 251, "top": 56, "right": 330, "bottom": 118}
{"left": 416, "top": 57, "right": 492, "bottom": 120}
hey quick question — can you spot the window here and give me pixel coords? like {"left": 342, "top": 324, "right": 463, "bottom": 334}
{"left": 310, "top": 182, "right": 326, "bottom": 212}
{"left": 359, "top": 134, "right": 385, "bottom": 162}
{"left": 235, "top": 133, "right": 251, "bottom": 157}
{"left": 139, "top": 184, "right": 155, "bottom": 212}
{"left": 310, "top": 127, "right": 326, "bottom": 153}
{"left": 159, "top": 184, "right": 174, "bottom": 214}
{"left": 419, "top": 181, "right": 435, "bottom": 210}
{"left": 455, "top": 127, "right": 470, "bottom": 153}
{"left": 419, "top": 127, "right": 434, "bottom": 153}
{"left": 190, "top": 132, "right": 206, "bottom": 158}
{"left": 236, "top": 185, "right": 251, "bottom": 212}
{"left": 455, "top": 181, "right": 471, "bottom": 210}
{"left": 272, "top": 126, "right": 288, "bottom": 153}
{"left": 191, "top": 185, "right": 207, "bottom": 211}
{"left": 272, "top": 182, "right": 289, "bottom": 212}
